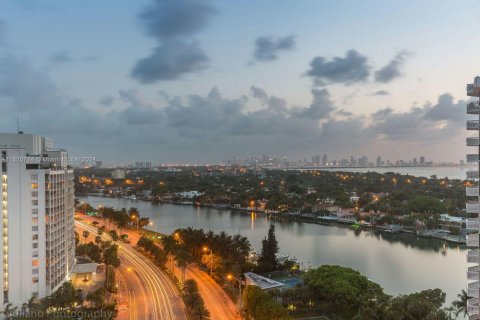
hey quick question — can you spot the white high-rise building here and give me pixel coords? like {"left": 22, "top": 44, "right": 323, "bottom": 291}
{"left": 466, "top": 78, "right": 480, "bottom": 319}
{"left": 0, "top": 133, "right": 75, "bottom": 308}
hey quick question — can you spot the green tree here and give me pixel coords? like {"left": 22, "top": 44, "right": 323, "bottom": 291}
{"left": 452, "top": 289, "right": 470, "bottom": 318}
{"left": 82, "top": 230, "right": 90, "bottom": 243}
{"left": 242, "top": 285, "right": 290, "bottom": 320}
{"left": 257, "top": 224, "right": 279, "bottom": 272}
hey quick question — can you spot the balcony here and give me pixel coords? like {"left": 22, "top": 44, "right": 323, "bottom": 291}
{"left": 468, "top": 265, "right": 480, "bottom": 280}
{"left": 468, "top": 83, "right": 480, "bottom": 97}
{"left": 468, "top": 101, "right": 480, "bottom": 114}
{"left": 468, "top": 120, "right": 480, "bottom": 130}
{"left": 468, "top": 297, "right": 480, "bottom": 315}
{"left": 468, "top": 219, "right": 480, "bottom": 230}
{"left": 468, "top": 188, "right": 480, "bottom": 197}
{"left": 467, "top": 202, "right": 480, "bottom": 213}
{"left": 468, "top": 154, "right": 480, "bottom": 163}
{"left": 469, "top": 281, "right": 480, "bottom": 298}
{"left": 468, "top": 137, "right": 480, "bottom": 146}
{"left": 468, "top": 171, "right": 479, "bottom": 179}
{"left": 468, "top": 250, "right": 480, "bottom": 264}
{"left": 468, "top": 233, "right": 480, "bottom": 248}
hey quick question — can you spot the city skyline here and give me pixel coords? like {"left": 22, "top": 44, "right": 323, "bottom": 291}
{"left": 0, "top": 0, "right": 475, "bottom": 163}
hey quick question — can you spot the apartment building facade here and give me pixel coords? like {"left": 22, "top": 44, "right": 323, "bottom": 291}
{"left": 0, "top": 133, "right": 75, "bottom": 308}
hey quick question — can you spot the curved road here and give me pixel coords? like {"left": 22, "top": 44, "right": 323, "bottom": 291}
{"left": 76, "top": 220, "right": 187, "bottom": 320}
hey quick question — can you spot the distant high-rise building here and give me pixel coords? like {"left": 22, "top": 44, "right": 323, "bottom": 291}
{"left": 322, "top": 154, "right": 328, "bottom": 166}
{"left": 376, "top": 156, "right": 382, "bottom": 166}
{"left": 420, "top": 156, "right": 425, "bottom": 166}
{"left": 0, "top": 133, "right": 75, "bottom": 308}
{"left": 95, "top": 160, "right": 103, "bottom": 168}
{"left": 465, "top": 76, "right": 480, "bottom": 319}
{"left": 413, "top": 158, "right": 418, "bottom": 166}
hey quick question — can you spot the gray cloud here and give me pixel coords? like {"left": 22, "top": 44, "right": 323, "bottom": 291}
{"left": 372, "top": 90, "right": 390, "bottom": 96}
{"left": 370, "top": 94, "right": 465, "bottom": 141}
{"left": 374, "top": 51, "right": 409, "bottom": 83}
{"left": 139, "top": 0, "right": 215, "bottom": 40}
{"left": 0, "top": 54, "right": 467, "bottom": 162}
{"left": 48, "top": 51, "right": 71, "bottom": 64}
{"left": 292, "top": 89, "right": 334, "bottom": 119}
{"left": 253, "top": 35, "right": 295, "bottom": 62}
{"left": 306, "top": 50, "right": 370, "bottom": 85}
{"left": 132, "top": 0, "right": 215, "bottom": 83}
{"left": 131, "top": 41, "right": 209, "bottom": 83}
{"left": 99, "top": 95, "right": 115, "bottom": 106}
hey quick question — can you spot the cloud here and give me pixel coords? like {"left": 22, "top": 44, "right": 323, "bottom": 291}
{"left": 48, "top": 51, "right": 71, "bottom": 64}
{"left": 372, "top": 90, "right": 390, "bottom": 96}
{"left": 0, "top": 54, "right": 467, "bottom": 162}
{"left": 99, "top": 95, "right": 115, "bottom": 106}
{"left": 292, "top": 89, "right": 334, "bottom": 119}
{"left": 306, "top": 50, "right": 370, "bottom": 85}
{"left": 374, "top": 51, "right": 409, "bottom": 83}
{"left": 131, "top": 40, "right": 209, "bottom": 83}
{"left": 139, "top": 0, "right": 215, "bottom": 40}
{"left": 132, "top": 0, "right": 215, "bottom": 84}
{"left": 253, "top": 35, "right": 295, "bottom": 62}
{"left": 370, "top": 93, "right": 465, "bottom": 141}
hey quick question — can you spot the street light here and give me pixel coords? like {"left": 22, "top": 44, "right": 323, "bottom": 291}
{"left": 149, "top": 221, "right": 157, "bottom": 239}
{"left": 203, "top": 246, "right": 213, "bottom": 277}
{"left": 227, "top": 274, "right": 242, "bottom": 312}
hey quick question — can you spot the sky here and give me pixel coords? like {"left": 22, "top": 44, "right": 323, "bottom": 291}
{"left": 0, "top": 0, "right": 477, "bottom": 164}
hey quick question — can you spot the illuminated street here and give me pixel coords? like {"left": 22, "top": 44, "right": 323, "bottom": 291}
{"left": 76, "top": 220, "right": 187, "bottom": 320}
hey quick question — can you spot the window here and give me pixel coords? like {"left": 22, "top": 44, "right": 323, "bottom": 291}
{"left": 32, "top": 243, "right": 38, "bottom": 249}
{"left": 32, "top": 209, "right": 38, "bottom": 215}
{"left": 32, "top": 251, "right": 38, "bottom": 258}
{"left": 31, "top": 183, "right": 38, "bottom": 189}
{"left": 32, "top": 200, "right": 38, "bottom": 206}
{"left": 32, "top": 226, "right": 38, "bottom": 232}
{"left": 32, "top": 278, "right": 38, "bottom": 284}
{"left": 32, "top": 260, "right": 39, "bottom": 267}
{"left": 32, "top": 269, "right": 38, "bottom": 275}
{"left": 32, "top": 217, "right": 38, "bottom": 224}
{"left": 32, "top": 234, "right": 38, "bottom": 241}
{"left": 31, "top": 174, "right": 38, "bottom": 180}
{"left": 31, "top": 191, "right": 38, "bottom": 197}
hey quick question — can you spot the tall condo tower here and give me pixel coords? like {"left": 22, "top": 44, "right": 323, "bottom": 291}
{"left": 466, "top": 77, "right": 480, "bottom": 319}
{"left": 0, "top": 133, "right": 75, "bottom": 309}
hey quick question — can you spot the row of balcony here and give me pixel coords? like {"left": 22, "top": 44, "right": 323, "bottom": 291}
{"left": 468, "top": 81, "right": 480, "bottom": 97}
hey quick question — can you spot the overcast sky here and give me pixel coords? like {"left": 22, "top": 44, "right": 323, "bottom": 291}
{"left": 0, "top": 0, "right": 476, "bottom": 164}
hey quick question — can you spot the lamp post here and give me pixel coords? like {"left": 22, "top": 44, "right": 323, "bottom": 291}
{"left": 227, "top": 274, "right": 242, "bottom": 312}
{"left": 203, "top": 246, "right": 213, "bottom": 277}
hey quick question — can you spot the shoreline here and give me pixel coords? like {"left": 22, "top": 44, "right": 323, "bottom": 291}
{"left": 77, "top": 193, "right": 467, "bottom": 245}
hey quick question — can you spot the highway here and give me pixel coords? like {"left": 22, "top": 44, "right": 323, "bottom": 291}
{"left": 76, "top": 220, "right": 187, "bottom": 320}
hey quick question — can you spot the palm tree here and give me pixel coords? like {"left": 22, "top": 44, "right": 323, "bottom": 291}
{"left": 95, "top": 235, "right": 103, "bottom": 245}
{"left": 2, "top": 303, "right": 18, "bottom": 320}
{"left": 174, "top": 246, "right": 191, "bottom": 283}
{"left": 452, "top": 289, "right": 470, "bottom": 317}
{"left": 108, "top": 230, "right": 119, "bottom": 242}
{"left": 103, "top": 244, "right": 121, "bottom": 291}
{"left": 161, "top": 235, "right": 177, "bottom": 274}
{"left": 82, "top": 230, "right": 90, "bottom": 243}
